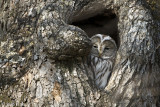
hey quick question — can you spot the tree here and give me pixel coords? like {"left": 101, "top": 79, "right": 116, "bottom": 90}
{"left": 0, "top": 0, "right": 160, "bottom": 106}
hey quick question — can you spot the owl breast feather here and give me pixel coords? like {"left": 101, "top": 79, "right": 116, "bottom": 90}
{"left": 91, "top": 56, "right": 113, "bottom": 89}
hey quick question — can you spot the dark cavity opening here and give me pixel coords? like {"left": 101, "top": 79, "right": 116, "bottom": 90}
{"left": 72, "top": 11, "right": 119, "bottom": 47}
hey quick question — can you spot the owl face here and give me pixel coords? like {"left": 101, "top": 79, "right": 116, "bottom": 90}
{"left": 90, "top": 34, "right": 117, "bottom": 59}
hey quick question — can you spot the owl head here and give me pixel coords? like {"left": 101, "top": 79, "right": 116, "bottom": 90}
{"left": 90, "top": 34, "right": 117, "bottom": 59}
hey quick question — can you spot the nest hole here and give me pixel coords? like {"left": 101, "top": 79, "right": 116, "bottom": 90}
{"left": 72, "top": 11, "right": 119, "bottom": 47}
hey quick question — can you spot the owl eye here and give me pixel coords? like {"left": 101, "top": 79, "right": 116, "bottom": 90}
{"left": 93, "top": 45, "right": 98, "bottom": 48}
{"left": 105, "top": 47, "right": 110, "bottom": 50}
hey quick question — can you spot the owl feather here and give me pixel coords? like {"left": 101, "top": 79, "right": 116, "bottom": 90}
{"left": 86, "top": 34, "right": 117, "bottom": 89}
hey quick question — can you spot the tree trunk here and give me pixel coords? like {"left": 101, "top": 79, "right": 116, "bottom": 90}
{"left": 0, "top": 0, "right": 160, "bottom": 107}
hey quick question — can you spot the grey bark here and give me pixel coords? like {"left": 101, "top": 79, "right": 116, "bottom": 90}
{"left": 0, "top": 0, "right": 160, "bottom": 107}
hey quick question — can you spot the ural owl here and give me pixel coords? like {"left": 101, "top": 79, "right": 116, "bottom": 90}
{"left": 85, "top": 34, "right": 117, "bottom": 89}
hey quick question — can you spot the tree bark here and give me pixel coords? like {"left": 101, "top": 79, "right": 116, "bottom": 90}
{"left": 0, "top": 0, "right": 160, "bottom": 107}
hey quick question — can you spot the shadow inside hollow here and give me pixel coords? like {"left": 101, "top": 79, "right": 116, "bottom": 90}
{"left": 72, "top": 12, "right": 119, "bottom": 47}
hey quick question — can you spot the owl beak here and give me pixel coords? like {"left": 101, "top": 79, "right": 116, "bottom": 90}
{"left": 99, "top": 52, "right": 102, "bottom": 57}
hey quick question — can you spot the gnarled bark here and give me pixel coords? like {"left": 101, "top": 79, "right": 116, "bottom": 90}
{"left": 0, "top": 0, "right": 160, "bottom": 107}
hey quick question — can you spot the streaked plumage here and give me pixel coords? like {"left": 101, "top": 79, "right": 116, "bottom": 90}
{"left": 87, "top": 34, "right": 117, "bottom": 89}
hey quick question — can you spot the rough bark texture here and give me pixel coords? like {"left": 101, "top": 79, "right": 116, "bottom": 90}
{"left": 0, "top": 0, "right": 160, "bottom": 107}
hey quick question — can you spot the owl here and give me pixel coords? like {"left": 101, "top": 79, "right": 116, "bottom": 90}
{"left": 86, "top": 34, "right": 117, "bottom": 89}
